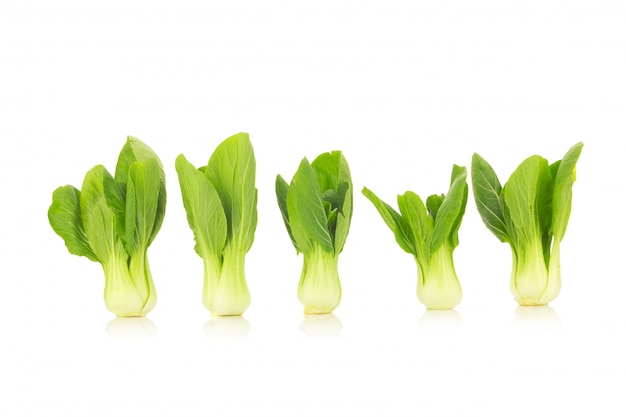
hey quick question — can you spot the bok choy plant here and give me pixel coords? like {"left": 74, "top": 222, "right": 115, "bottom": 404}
{"left": 362, "top": 165, "right": 468, "bottom": 310}
{"left": 176, "top": 133, "right": 257, "bottom": 316}
{"left": 276, "top": 151, "right": 353, "bottom": 314}
{"left": 48, "top": 137, "right": 166, "bottom": 317}
{"left": 471, "top": 142, "right": 583, "bottom": 306}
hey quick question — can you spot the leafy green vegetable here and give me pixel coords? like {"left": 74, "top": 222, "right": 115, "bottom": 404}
{"left": 48, "top": 137, "right": 166, "bottom": 317}
{"left": 471, "top": 142, "right": 583, "bottom": 306}
{"left": 362, "top": 165, "right": 468, "bottom": 310}
{"left": 276, "top": 151, "right": 353, "bottom": 314}
{"left": 176, "top": 132, "right": 257, "bottom": 316}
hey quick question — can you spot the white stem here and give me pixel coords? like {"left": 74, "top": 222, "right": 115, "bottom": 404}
{"left": 211, "top": 246, "right": 250, "bottom": 316}
{"left": 298, "top": 245, "right": 341, "bottom": 314}
{"left": 416, "top": 242, "right": 462, "bottom": 310}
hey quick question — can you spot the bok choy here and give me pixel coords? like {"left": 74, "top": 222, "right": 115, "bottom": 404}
{"left": 48, "top": 137, "right": 166, "bottom": 317}
{"left": 176, "top": 133, "right": 257, "bottom": 316}
{"left": 471, "top": 142, "right": 583, "bottom": 306}
{"left": 276, "top": 151, "right": 353, "bottom": 314}
{"left": 362, "top": 165, "right": 468, "bottom": 310}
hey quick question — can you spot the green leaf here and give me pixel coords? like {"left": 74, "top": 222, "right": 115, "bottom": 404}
{"left": 447, "top": 165, "right": 469, "bottom": 248}
{"left": 204, "top": 132, "right": 257, "bottom": 252}
{"left": 426, "top": 194, "right": 444, "bottom": 221}
{"left": 322, "top": 190, "right": 339, "bottom": 211}
{"left": 322, "top": 200, "right": 332, "bottom": 216}
{"left": 551, "top": 142, "right": 583, "bottom": 241}
{"left": 499, "top": 193, "right": 518, "bottom": 247}
{"left": 398, "top": 191, "right": 433, "bottom": 264}
{"left": 326, "top": 207, "right": 338, "bottom": 237}
{"left": 80, "top": 165, "right": 126, "bottom": 264}
{"left": 115, "top": 136, "right": 165, "bottom": 184}
{"left": 362, "top": 187, "right": 415, "bottom": 255}
{"left": 175, "top": 154, "right": 227, "bottom": 259}
{"left": 124, "top": 158, "right": 161, "bottom": 254}
{"left": 536, "top": 162, "right": 554, "bottom": 243}
{"left": 275, "top": 174, "right": 299, "bottom": 251}
{"left": 150, "top": 178, "right": 167, "bottom": 245}
{"left": 312, "top": 152, "right": 353, "bottom": 254}
{"left": 311, "top": 151, "right": 342, "bottom": 191}
{"left": 312, "top": 151, "right": 353, "bottom": 219}
{"left": 103, "top": 168, "right": 127, "bottom": 249}
{"left": 450, "top": 185, "right": 468, "bottom": 248}
{"left": 471, "top": 153, "right": 509, "bottom": 243}
{"left": 450, "top": 164, "right": 467, "bottom": 185}
{"left": 286, "top": 158, "right": 334, "bottom": 254}
{"left": 48, "top": 185, "right": 99, "bottom": 262}
{"left": 333, "top": 185, "right": 352, "bottom": 254}
{"left": 502, "top": 155, "right": 552, "bottom": 245}
{"left": 114, "top": 136, "right": 167, "bottom": 246}
{"left": 549, "top": 160, "right": 561, "bottom": 182}
{"left": 322, "top": 181, "right": 349, "bottom": 215}
{"left": 431, "top": 167, "right": 468, "bottom": 252}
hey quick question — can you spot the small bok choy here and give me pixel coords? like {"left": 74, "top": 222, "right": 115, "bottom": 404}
{"left": 363, "top": 165, "right": 468, "bottom": 310}
{"left": 276, "top": 151, "right": 353, "bottom": 314}
{"left": 48, "top": 137, "right": 166, "bottom": 317}
{"left": 176, "top": 133, "right": 257, "bottom": 316}
{"left": 471, "top": 142, "right": 583, "bottom": 306}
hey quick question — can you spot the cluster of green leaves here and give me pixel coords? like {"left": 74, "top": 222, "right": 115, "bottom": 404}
{"left": 362, "top": 165, "right": 468, "bottom": 309}
{"left": 472, "top": 142, "right": 583, "bottom": 305}
{"left": 276, "top": 151, "right": 353, "bottom": 313}
{"left": 48, "top": 137, "right": 166, "bottom": 317}
{"left": 176, "top": 132, "right": 257, "bottom": 316}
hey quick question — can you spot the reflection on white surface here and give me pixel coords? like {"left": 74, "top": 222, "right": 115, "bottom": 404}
{"left": 512, "top": 306, "right": 562, "bottom": 330}
{"left": 105, "top": 317, "right": 158, "bottom": 341}
{"left": 418, "top": 309, "right": 463, "bottom": 330}
{"left": 204, "top": 316, "right": 252, "bottom": 340}
{"left": 299, "top": 313, "right": 342, "bottom": 338}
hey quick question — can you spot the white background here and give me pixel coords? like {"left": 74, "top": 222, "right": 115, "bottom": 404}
{"left": 1, "top": 0, "right": 624, "bottom": 416}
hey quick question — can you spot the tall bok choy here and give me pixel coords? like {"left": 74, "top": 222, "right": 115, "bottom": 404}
{"left": 471, "top": 142, "right": 583, "bottom": 306}
{"left": 276, "top": 151, "right": 353, "bottom": 314}
{"left": 362, "top": 165, "right": 468, "bottom": 310}
{"left": 48, "top": 137, "right": 166, "bottom": 317}
{"left": 176, "top": 133, "right": 257, "bottom": 316}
